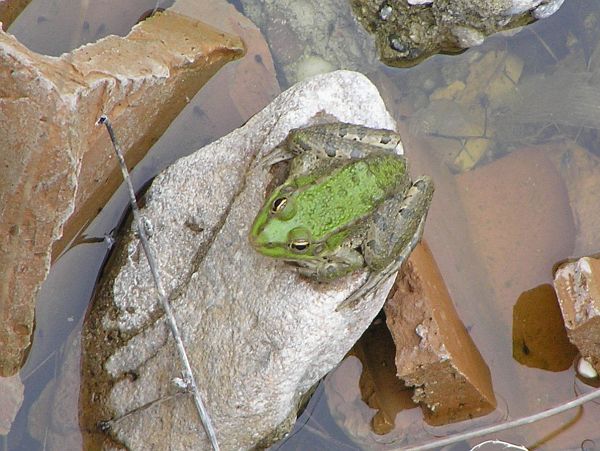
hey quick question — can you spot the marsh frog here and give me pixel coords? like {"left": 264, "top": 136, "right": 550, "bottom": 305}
{"left": 249, "top": 123, "right": 433, "bottom": 309}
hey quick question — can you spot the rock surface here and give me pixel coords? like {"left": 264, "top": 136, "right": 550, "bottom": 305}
{"left": 554, "top": 256, "right": 600, "bottom": 373}
{"left": 385, "top": 241, "right": 496, "bottom": 425}
{"left": 350, "top": 0, "right": 565, "bottom": 67}
{"left": 80, "top": 71, "right": 403, "bottom": 450}
{"left": 0, "top": 0, "right": 29, "bottom": 29}
{"left": 0, "top": 11, "right": 244, "bottom": 376}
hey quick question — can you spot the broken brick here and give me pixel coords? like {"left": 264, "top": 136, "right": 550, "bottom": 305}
{"left": 385, "top": 241, "right": 496, "bottom": 425}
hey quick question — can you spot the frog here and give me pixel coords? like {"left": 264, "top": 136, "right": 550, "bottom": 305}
{"left": 249, "top": 122, "right": 434, "bottom": 310}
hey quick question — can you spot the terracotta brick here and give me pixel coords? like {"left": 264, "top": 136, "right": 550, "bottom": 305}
{"left": 385, "top": 241, "right": 496, "bottom": 425}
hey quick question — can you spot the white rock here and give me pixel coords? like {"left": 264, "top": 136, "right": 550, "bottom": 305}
{"left": 533, "top": 0, "right": 565, "bottom": 19}
{"left": 504, "top": 0, "right": 564, "bottom": 17}
{"left": 577, "top": 357, "right": 598, "bottom": 379}
{"left": 83, "top": 70, "right": 399, "bottom": 450}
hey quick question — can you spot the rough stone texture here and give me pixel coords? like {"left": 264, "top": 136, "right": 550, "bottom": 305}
{"left": 0, "top": 0, "right": 29, "bottom": 29}
{"left": 554, "top": 256, "right": 600, "bottom": 373}
{"left": 385, "top": 241, "right": 496, "bottom": 425}
{"left": 349, "top": 0, "right": 565, "bottom": 67}
{"left": 80, "top": 71, "right": 402, "bottom": 450}
{"left": 0, "top": 11, "right": 244, "bottom": 376}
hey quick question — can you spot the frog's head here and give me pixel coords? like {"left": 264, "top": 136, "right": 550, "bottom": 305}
{"left": 249, "top": 183, "right": 331, "bottom": 261}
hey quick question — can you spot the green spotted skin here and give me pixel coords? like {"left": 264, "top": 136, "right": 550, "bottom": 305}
{"left": 249, "top": 122, "right": 433, "bottom": 301}
{"left": 261, "top": 154, "right": 408, "bottom": 246}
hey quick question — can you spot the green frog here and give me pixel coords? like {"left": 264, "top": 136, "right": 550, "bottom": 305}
{"left": 249, "top": 122, "right": 433, "bottom": 310}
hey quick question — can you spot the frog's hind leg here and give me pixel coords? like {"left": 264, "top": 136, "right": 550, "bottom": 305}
{"left": 257, "top": 123, "right": 403, "bottom": 169}
{"left": 336, "top": 176, "right": 433, "bottom": 311}
{"left": 304, "top": 123, "right": 404, "bottom": 153}
{"left": 288, "top": 123, "right": 404, "bottom": 160}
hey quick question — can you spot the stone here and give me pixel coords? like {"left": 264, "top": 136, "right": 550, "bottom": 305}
{"left": 0, "top": 11, "right": 244, "bottom": 376}
{"left": 455, "top": 148, "right": 575, "bottom": 319}
{"left": 385, "top": 241, "right": 496, "bottom": 425}
{"left": 80, "top": 71, "right": 403, "bottom": 450}
{"left": 546, "top": 141, "right": 600, "bottom": 256}
{"left": 349, "top": 0, "right": 565, "bottom": 67}
{"left": 577, "top": 357, "right": 598, "bottom": 379}
{"left": 553, "top": 256, "right": 600, "bottom": 373}
{"left": 0, "top": 0, "right": 29, "bottom": 29}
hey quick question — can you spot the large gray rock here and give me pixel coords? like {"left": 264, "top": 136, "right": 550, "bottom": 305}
{"left": 80, "top": 70, "right": 400, "bottom": 450}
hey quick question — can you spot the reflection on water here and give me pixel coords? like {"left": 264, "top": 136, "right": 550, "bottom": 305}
{"left": 4, "top": 0, "right": 600, "bottom": 449}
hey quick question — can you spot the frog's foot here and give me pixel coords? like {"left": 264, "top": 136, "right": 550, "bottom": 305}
{"left": 256, "top": 143, "right": 296, "bottom": 168}
{"left": 335, "top": 204, "right": 427, "bottom": 312}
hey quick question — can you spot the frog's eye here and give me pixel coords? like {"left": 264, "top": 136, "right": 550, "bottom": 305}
{"left": 289, "top": 239, "right": 310, "bottom": 253}
{"left": 287, "top": 227, "right": 311, "bottom": 253}
{"left": 270, "top": 195, "right": 296, "bottom": 220}
{"left": 271, "top": 197, "right": 287, "bottom": 213}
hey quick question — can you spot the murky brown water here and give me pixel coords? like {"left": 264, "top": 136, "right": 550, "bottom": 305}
{"left": 4, "top": 0, "right": 600, "bottom": 450}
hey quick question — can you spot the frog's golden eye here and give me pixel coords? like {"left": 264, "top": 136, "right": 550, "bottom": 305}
{"left": 288, "top": 226, "right": 311, "bottom": 252}
{"left": 290, "top": 239, "right": 310, "bottom": 253}
{"left": 271, "top": 197, "right": 287, "bottom": 213}
{"left": 270, "top": 195, "right": 296, "bottom": 220}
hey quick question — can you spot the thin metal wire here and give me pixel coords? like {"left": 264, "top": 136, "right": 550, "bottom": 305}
{"left": 98, "top": 115, "right": 220, "bottom": 451}
{"left": 399, "top": 386, "right": 600, "bottom": 450}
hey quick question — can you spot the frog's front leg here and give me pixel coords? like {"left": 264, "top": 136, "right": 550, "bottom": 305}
{"left": 295, "top": 246, "right": 364, "bottom": 282}
{"left": 336, "top": 176, "right": 434, "bottom": 311}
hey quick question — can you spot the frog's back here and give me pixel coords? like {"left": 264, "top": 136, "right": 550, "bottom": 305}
{"left": 292, "top": 154, "right": 409, "bottom": 240}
